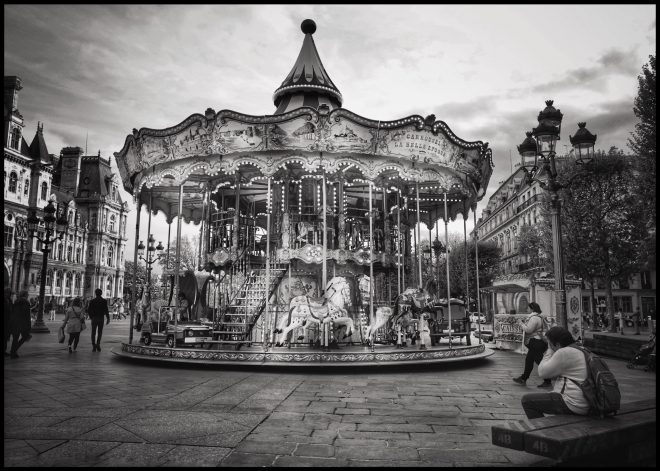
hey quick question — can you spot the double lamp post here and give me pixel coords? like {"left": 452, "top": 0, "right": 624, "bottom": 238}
{"left": 518, "top": 100, "right": 597, "bottom": 329}
{"left": 26, "top": 198, "right": 70, "bottom": 333}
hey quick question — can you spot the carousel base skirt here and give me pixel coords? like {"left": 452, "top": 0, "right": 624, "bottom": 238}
{"left": 112, "top": 342, "right": 493, "bottom": 367}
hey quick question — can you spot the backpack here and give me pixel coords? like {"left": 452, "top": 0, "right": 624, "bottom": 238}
{"left": 568, "top": 344, "right": 621, "bottom": 418}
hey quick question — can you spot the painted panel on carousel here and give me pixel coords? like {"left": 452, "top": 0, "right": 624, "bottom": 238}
{"left": 267, "top": 116, "right": 319, "bottom": 150}
{"left": 325, "top": 117, "right": 374, "bottom": 153}
{"left": 208, "top": 119, "right": 266, "bottom": 154}
{"left": 376, "top": 125, "right": 464, "bottom": 166}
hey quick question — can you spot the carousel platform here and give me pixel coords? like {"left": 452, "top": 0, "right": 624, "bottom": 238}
{"left": 112, "top": 341, "right": 493, "bottom": 367}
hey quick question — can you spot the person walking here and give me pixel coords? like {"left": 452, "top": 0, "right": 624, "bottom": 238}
{"left": 48, "top": 301, "right": 57, "bottom": 321}
{"left": 118, "top": 299, "right": 126, "bottom": 320}
{"left": 633, "top": 306, "right": 642, "bottom": 335}
{"left": 9, "top": 291, "right": 32, "bottom": 359}
{"left": 615, "top": 306, "right": 624, "bottom": 335}
{"left": 4, "top": 288, "right": 13, "bottom": 356}
{"left": 62, "top": 297, "right": 84, "bottom": 353}
{"left": 88, "top": 288, "right": 110, "bottom": 352}
{"left": 513, "top": 302, "right": 552, "bottom": 388}
{"left": 520, "top": 326, "right": 590, "bottom": 419}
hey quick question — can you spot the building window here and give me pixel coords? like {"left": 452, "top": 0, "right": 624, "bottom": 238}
{"left": 46, "top": 270, "right": 52, "bottom": 288}
{"left": 10, "top": 127, "right": 21, "bottom": 150}
{"left": 76, "top": 247, "right": 82, "bottom": 264}
{"left": 24, "top": 179, "right": 29, "bottom": 196}
{"left": 4, "top": 226, "right": 14, "bottom": 248}
{"left": 641, "top": 271, "right": 652, "bottom": 290}
{"left": 107, "top": 245, "right": 114, "bottom": 267}
{"left": 88, "top": 246, "right": 94, "bottom": 261}
{"left": 65, "top": 272, "right": 72, "bottom": 289}
{"left": 109, "top": 214, "right": 116, "bottom": 232}
{"left": 101, "top": 246, "right": 106, "bottom": 266}
{"left": 67, "top": 245, "right": 73, "bottom": 262}
{"left": 55, "top": 271, "right": 62, "bottom": 288}
{"left": 58, "top": 243, "right": 64, "bottom": 260}
{"left": 41, "top": 182, "right": 48, "bottom": 200}
{"left": 74, "top": 273, "right": 81, "bottom": 291}
{"left": 106, "top": 276, "right": 113, "bottom": 298}
{"left": 91, "top": 214, "right": 97, "bottom": 229}
{"left": 8, "top": 172, "right": 18, "bottom": 193}
{"left": 613, "top": 296, "right": 633, "bottom": 313}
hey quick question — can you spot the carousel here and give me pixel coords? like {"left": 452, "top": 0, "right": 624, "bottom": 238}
{"left": 112, "top": 19, "right": 495, "bottom": 366}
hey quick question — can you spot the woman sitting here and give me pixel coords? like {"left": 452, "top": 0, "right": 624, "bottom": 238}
{"left": 520, "top": 326, "right": 590, "bottom": 419}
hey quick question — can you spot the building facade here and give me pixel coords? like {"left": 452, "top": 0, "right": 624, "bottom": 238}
{"left": 475, "top": 161, "right": 656, "bottom": 320}
{"left": 3, "top": 75, "right": 128, "bottom": 308}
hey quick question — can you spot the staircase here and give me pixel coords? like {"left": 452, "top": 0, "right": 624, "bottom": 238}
{"left": 214, "top": 262, "right": 288, "bottom": 349}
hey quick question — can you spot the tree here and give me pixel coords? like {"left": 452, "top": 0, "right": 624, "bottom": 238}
{"left": 158, "top": 235, "right": 200, "bottom": 272}
{"left": 124, "top": 260, "right": 147, "bottom": 294}
{"left": 628, "top": 54, "right": 656, "bottom": 271}
{"left": 517, "top": 223, "right": 553, "bottom": 271}
{"left": 555, "top": 154, "right": 646, "bottom": 331}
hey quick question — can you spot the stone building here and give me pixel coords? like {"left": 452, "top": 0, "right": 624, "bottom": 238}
{"left": 3, "top": 75, "right": 128, "bottom": 308}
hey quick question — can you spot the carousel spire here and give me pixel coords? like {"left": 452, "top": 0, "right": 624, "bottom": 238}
{"left": 273, "top": 19, "right": 343, "bottom": 114}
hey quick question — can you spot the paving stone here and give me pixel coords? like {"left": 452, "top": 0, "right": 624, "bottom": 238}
{"left": 235, "top": 440, "right": 297, "bottom": 455}
{"left": 37, "top": 440, "right": 123, "bottom": 467}
{"left": 336, "top": 445, "right": 420, "bottom": 461}
{"left": 220, "top": 451, "right": 277, "bottom": 467}
{"left": 357, "top": 423, "right": 433, "bottom": 433}
{"left": 418, "top": 448, "right": 510, "bottom": 463}
{"left": 294, "top": 443, "right": 334, "bottom": 457}
{"left": 334, "top": 438, "right": 388, "bottom": 447}
{"left": 336, "top": 408, "right": 370, "bottom": 415}
{"left": 274, "top": 456, "right": 348, "bottom": 467}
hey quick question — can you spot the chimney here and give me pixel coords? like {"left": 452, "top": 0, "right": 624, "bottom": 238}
{"left": 59, "top": 146, "right": 83, "bottom": 196}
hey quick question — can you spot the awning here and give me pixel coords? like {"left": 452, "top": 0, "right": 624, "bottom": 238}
{"left": 480, "top": 283, "right": 528, "bottom": 293}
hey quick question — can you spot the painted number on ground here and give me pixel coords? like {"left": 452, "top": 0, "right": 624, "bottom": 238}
{"left": 531, "top": 440, "right": 549, "bottom": 454}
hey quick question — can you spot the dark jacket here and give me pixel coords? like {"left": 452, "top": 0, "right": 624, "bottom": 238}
{"left": 88, "top": 297, "right": 110, "bottom": 321}
{"left": 4, "top": 296, "right": 13, "bottom": 334}
{"left": 10, "top": 298, "right": 31, "bottom": 333}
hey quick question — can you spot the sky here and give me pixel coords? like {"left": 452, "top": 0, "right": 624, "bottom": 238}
{"left": 4, "top": 4, "right": 656, "bottom": 263}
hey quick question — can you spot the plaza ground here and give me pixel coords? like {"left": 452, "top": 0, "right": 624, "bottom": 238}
{"left": 4, "top": 317, "right": 656, "bottom": 467}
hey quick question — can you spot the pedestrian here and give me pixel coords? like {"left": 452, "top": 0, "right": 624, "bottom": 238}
{"left": 88, "top": 288, "right": 110, "bottom": 352}
{"left": 62, "top": 297, "right": 84, "bottom": 353}
{"left": 513, "top": 302, "right": 552, "bottom": 388}
{"left": 633, "top": 306, "right": 642, "bottom": 335}
{"left": 9, "top": 290, "right": 33, "bottom": 359}
{"left": 118, "top": 298, "right": 126, "bottom": 320}
{"left": 615, "top": 306, "right": 624, "bottom": 335}
{"left": 4, "top": 288, "right": 13, "bottom": 356}
{"left": 520, "top": 326, "right": 590, "bottom": 419}
{"left": 48, "top": 301, "right": 57, "bottom": 321}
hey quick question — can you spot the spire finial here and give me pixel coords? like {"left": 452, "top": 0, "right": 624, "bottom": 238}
{"left": 301, "top": 19, "right": 316, "bottom": 35}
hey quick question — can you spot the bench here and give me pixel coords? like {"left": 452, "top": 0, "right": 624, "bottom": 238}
{"left": 491, "top": 398, "right": 656, "bottom": 466}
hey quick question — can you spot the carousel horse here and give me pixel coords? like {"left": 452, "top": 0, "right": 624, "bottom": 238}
{"left": 349, "top": 220, "right": 363, "bottom": 249}
{"left": 363, "top": 287, "right": 432, "bottom": 345}
{"left": 296, "top": 220, "right": 323, "bottom": 243}
{"left": 275, "top": 276, "right": 354, "bottom": 346}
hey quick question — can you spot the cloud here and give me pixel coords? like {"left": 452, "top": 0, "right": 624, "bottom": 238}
{"left": 531, "top": 48, "right": 641, "bottom": 93}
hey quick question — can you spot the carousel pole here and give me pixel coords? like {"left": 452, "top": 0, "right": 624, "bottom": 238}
{"left": 264, "top": 177, "right": 272, "bottom": 351}
{"left": 444, "top": 192, "right": 452, "bottom": 349}
{"left": 415, "top": 182, "right": 422, "bottom": 289}
{"left": 198, "top": 186, "right": 208, "bottom": 270}
{"left": 435, "top": 219, "right": 441, "bottom": 298}
{"left": 165, "top": 217, "right": 172, "bottom": 301}
{"left": 129, "top": 194, "right": 142, "bottom": 344}
{"left": 396, "top": 191, "right": 401, "bottom": 298}
{"left": 145, "top": 189, "right": 153, "bottom": 310}
{"left": 369, "top": 182, "right": 375, "bottom": 352}
{"left": 474, "top": 208, "right": 482, "bottom": 344}
{"left": 402, "top": 195, "right": 407, "bottom": 290}
{"left": 322, "top": 171, "right": 327, "bottom": 295}
{"left": 174, "top": 184, "right": 183, "bottom": 337}
{"left": 383, "top": 186, "right": 390, "bottom": 303}
{"left": 463, "top": 207, "right": 471, "bottom": 346}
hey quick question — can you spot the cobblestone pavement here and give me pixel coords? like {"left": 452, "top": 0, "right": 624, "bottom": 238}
{"left": 4, "top": 318, "right": 656, "bottom": 467}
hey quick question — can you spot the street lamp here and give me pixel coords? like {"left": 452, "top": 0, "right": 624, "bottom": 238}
{"left": 137, "top": 234, "right": 165, "bottom": 310}
{"left": 26, "top": 198, "right": 70, "bottom": 333}
{"left": 518, "top": 100, "right": 597, "bottom": 328}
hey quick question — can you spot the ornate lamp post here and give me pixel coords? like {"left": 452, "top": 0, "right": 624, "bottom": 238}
{"left": 518, "top": 100, "right": 597, "bottom": 328}
{"left": 137, "top": 234, "right": 164, "bottom": 309}
{"left": 26, "top": 199, "right": 69, "bottom": 333}
{"left": 432, "top": 236, "right": 445, "bottom": 298}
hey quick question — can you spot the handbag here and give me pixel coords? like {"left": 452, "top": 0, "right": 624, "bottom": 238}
{"left": 80, "top": 317, "right": 87, "bottom": 331}
{"left": 58, "top": 326, "right": 65, "bottom": 343}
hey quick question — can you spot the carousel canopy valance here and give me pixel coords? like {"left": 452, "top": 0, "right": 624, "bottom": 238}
{"left": 114, "top": 20, "right": 493, "bottom": 228}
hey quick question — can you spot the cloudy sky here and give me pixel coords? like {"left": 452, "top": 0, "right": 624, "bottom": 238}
{"left": 5, "top": 4, "right": 656, "bottom": 260}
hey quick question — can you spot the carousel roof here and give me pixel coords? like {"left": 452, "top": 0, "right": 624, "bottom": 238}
{"left": 114, "top": 20, "right": 494, "bottom": 228}
{"left": 273, "top": 19, "right": 342, "bottom": 114}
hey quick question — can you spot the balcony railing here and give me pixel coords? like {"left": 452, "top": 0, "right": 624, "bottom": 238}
{"left": 516, "top": 195, "right": 539, "bottom": 213}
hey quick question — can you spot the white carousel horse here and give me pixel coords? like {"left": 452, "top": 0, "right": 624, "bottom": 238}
{"left": 275, "top": 276, "right": 354, "bottom": 346}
